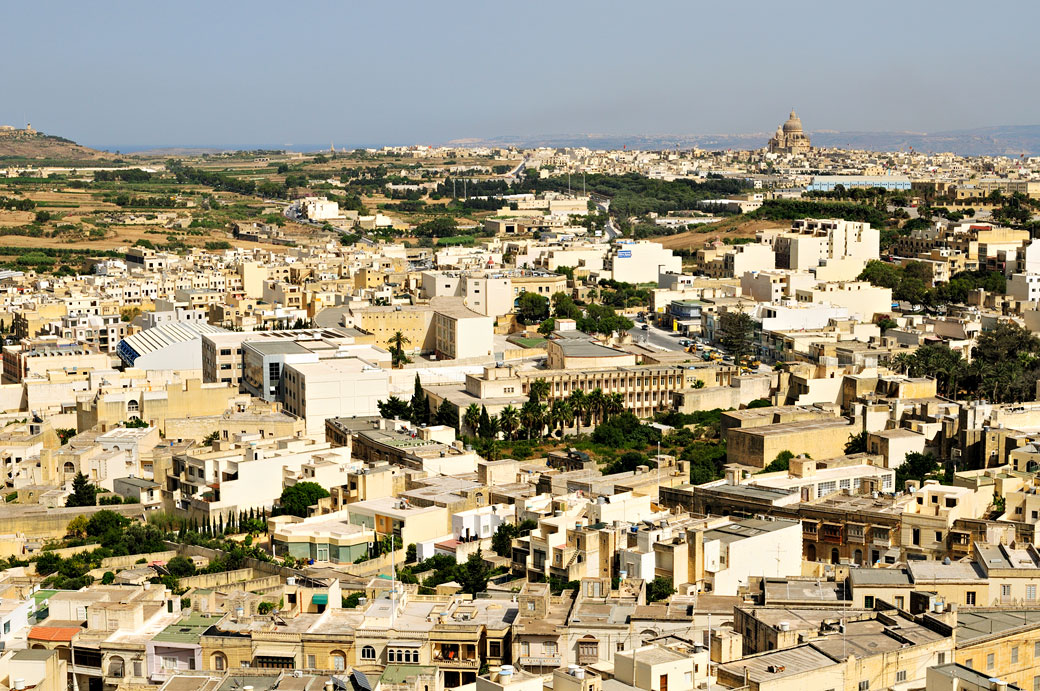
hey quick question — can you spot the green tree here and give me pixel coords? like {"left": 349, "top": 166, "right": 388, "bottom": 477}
{"left": 387, "top": 331, "right": 412, "bottom": 368}
{"left": 845, "top": 431, "right": 868, "bottom": 455}
{"left": 719, "top": 310, "right": 756, "bottom": 364}
{"left": 517, "top": 292, "right": 550, "bottom": 325}
{"left": 646, "top": 576, "right": 675, "bottom": 603}
{"left": 377, "top": 395, "right": 411, "bottom": 420}
{"left": 477, "top": 405, "right": 494, "bottom": 439}
{"left": 760, "top": 450, "right": 794, "bottom": 474}
{"left": 498, "top": 405, "right": 519, "bottom": 441}
{"left": 66, "top": 472, "right": 98, "bottom": 507}
{"left": 167, "top": 556, "right": 197, "bottom": 577}
{"left": 278, "top": 482, "right": 330, "bottom": 517}
{"left": 464, "top": 403, "right": 481, "bottom": 434}
{"left": 895, "top": 452, "right": 941, "bottom": 490}
{"left": 410, "top": 374, "right": 429, "bottom": 425}
{"left": 436, "top": 399, "right": 458, "bottom": 429}
{"left": 528, "top": 378, "right": 550, "bottom": 404}
{"left": 457, "top": 549, "right": 491, "bottom": 595}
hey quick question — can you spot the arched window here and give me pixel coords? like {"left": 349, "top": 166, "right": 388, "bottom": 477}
{"left": 361, "top": 645, "right": 376, "bottom": 660}
{"left": 108, "top": 656, "right": 125, "bottom": 678}
{"left": 853, "top": 549, "right": 863, "bottom": 566}
{"left": 330, "top": 650, "right": 346, "bottom": 670}
{"left": 806, "top": 544, "right": 817, "bottom": 561}
{"left": 831, "top": 548, "right": 840, "bottom": 564}
{"left": 63, "top": 462, "right": 75, "bottom": 474}
{"left": 127, "top": 399, "right": 140, "bottom": 413}
{"left": 388, "top": 649, "right": 396, "bottom": 663}
{"left": 1028, "top": 460, "right": 1039, "bottom": 473}
{"left": 211, "top": 652, "right": 227, "bottom": 671}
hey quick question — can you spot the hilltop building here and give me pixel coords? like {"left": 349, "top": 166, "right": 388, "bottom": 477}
{"left": 767, "top": 110, "right": 811, "bottom": 155}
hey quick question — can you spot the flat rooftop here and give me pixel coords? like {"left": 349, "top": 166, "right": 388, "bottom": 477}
{"left": 957, "top": 609, "right": 1040, "bottom": 644}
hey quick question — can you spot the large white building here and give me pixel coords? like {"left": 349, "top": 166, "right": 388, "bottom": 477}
{"left": 301, "top": 196, "right": 341, "bottom": 221}
{"left": 282, "top": 357, "right": 389, "bottom": 435}
{"left": 609, "top": 241, "right": 682, "bottom": 284}
{"left": 769, "top": 219, "right": 880, "bottom": 272}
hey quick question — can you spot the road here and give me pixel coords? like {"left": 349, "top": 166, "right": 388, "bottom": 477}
{"left": 595, "top": 200, "right": 620, "bottom": 244}
{"left": 628, "top": 323, "right": 687, "bottom": 351}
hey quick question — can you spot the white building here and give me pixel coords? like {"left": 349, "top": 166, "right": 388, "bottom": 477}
{"left": 609, "top": 241, "right": 682, "bottom": 284}
{"left": 301, "top": 196, "right": 341, "bottom": 221}
{"left": 282, "top": 357, "right": 389, "bottom": 435}
{"left": 700, "top": 517, "right": 802, "bottom": 595}
{"left": 452, "top": 503, "right": 515, "bottom": 542}
{"left": 1008, "top": 273, "right": 1040, "bottom": 303}
{"left": 769, "top": 219, "right": 880, "bottom": 272}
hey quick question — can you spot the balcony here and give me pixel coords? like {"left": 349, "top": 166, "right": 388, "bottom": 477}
{"left": 432, "top": 643, "right": 478, "bottom": 667}
{"left": 820, "top": 523, "right": 844, "bottom": 545}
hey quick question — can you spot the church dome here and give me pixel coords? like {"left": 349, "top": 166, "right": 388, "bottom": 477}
{"left": 782, "top": 110, "right": 803, "bottom": 133}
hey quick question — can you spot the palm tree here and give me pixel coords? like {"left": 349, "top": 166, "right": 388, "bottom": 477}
{"left": 891, "top": 352, "right": 913, "bottom": 376}
{"left": 387, "top": 331, "right": 411, "bottom": 369}
{"left": 587, "top": 388, "right": 605, "bottom": 426}
{"left": 488, "top": 415, "right": 501, "bottom": 440}
{"left": 604, "top": 392, "right": 625, "bottom": 420}
{"left": 568, "top": 389, "right": 588, "bottom": 435}
{"left": 528, "top": 378, "right": 551, "bottom": 404}
{"left": 463, "top": 403, "right": 481, "bottom": 435}
{"left": 520, "top": 400, "right": 545, "bottom": 440}
{"left": 499, "top": 405, "right": 519, "bottom": 441}
{"left": 553, "top": 400, "right": 574, "bottom": 437}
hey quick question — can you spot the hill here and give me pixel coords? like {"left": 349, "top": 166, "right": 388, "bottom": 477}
{"left": 0, "top": 128, "right": 115, "bottom": 162}
{"left": 451, "top": 124, "right": 1040, "bottom": 157}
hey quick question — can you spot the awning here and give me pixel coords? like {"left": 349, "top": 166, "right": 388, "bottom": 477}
{"left": 312, "top": 594, "right": 329, "bottom": 605}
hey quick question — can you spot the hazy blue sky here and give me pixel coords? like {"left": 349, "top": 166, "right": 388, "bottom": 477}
{"left": 2, "top": 0, "right": 1038, "bottom": 149}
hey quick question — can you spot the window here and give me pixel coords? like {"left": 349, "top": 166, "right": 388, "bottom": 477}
{"left": 520, "top": 641, "right": 530, "bottom": 656}
{"left": 935, "top": 531, "right": 943, "bottom": 543}
{"left": 966, "top": 659, "right": 973, "bottom": 669}
{"left": 213, "top": 652, "right": 227, "bottom": 671}
{"left": 896, "top": 671, "right": 906, "bottom": 683}
{"left": 1034, "top": 677, "right": 1040, "bottom": 691}
{"left": 988, "top": 653, "right": 995, "bottom": 670}
{"left": 330, "top": 651, "right": 346, "bottom": 670}
{"left": 858, "top": 681, "right": 869, "bottom": 691}
{"left": 937, "top": 653, "right": 945, "bottom": 665}
{"left": 489, "top": 641, "right": 501, "bottom": 657}
{"left": 578, "top": 639, "right": 599, "bottom": 659}
{"left": 108, "top": 656, "right": 125, "bottom": 678}
{"left": 912, "top": 528, "right": 920, "bottom": 546}
{"left": 967, "top": 591, "right": 976, "bottom": 605}
{"left": 162, "top": 657, "right": 178, "bottom": 670}
{"left": 1013, "top": 646, "right": 1020, "bottom": 663}
{"left": 361, "top": 646, "right": 376, "bottom": 660}
{"left": 864, "top": 596, "right": 875, "bottom": 609}
{"left": 1003, "top": 584, "right": 1013, "bottom": 598}
{"left": 307, "top": 655, "right": 316, "bottom": 669}
{"left": 1029, "top": 585, "right": 1037, "bottom": 600}
{"left": 544, "top": 641, "right": 557, "bottom": 656}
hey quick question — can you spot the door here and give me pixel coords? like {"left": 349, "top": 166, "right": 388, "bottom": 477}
{"left": 660, "top": 674, "right": 668, "bottom": 691}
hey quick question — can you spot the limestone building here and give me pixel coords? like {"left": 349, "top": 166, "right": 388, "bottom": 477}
{"left": 767, "top": 109, "right": 812, "bottom": 155}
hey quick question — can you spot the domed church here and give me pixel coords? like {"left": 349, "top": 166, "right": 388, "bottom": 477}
{"left": 767, "top": 110, "right": 811, "bottom": 154}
